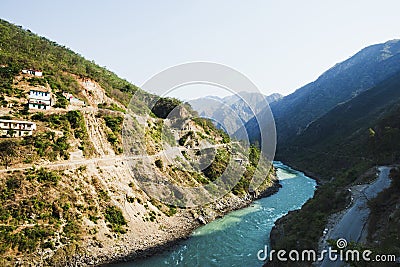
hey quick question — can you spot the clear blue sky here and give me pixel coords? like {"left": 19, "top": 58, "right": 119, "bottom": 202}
{"left": 1, "top": 1, "right": 400, "bottom": 99}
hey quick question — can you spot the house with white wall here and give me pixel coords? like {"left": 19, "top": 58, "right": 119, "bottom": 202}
{"left": 28, "top": 88, "right": 53, "bottom": 110}
{"left": 0, "top": 119, "right": 36, "bottom": 137}
{"left": 22, "top": 69, "right": 43, "bottom": 76}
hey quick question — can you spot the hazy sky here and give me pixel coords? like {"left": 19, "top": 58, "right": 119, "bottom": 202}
{"left": 1, "top": 1, "right": 400, "bottom": 99}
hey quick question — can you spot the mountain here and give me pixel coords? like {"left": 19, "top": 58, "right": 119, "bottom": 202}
{"left": 280, "top": 69, "right": 400, "bottom": 179}
{"left": 0, "top": 19, "right": 278, "bottom": 265}
{"left": 262, "top": 43, "right": 400, "bottom": 266}
{"left": 189, "top": 92, "right": 282, "bottom": 135}
{"left": 246, "top": 39, "right": 400, "bottom": 146}
{"left": 268, "top": 70, "right": 400, "bottom": 266}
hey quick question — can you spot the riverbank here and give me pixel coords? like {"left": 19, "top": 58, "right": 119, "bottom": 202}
{"left": 317, "top": 166, "right": 392, "bottom": 267}
{"left": 86, "top": 174, "right": 283, "bottom": 266}
{"left": 267, "top": 165, "right": 393, "bottom": 267}
{"left": 115, "top": 163, "right": 316, "bottom": 267}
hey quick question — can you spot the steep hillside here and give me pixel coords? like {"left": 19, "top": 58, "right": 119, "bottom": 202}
{"left": 0, "top": 20, "right": 279, "bottom": 266}
{"left": 266, "top": 64, "right": 400, "bottom": 266}
{"left": 246, "top": 39, "right": 400, "bottom": 146}
{"left": 280, "top": 69, "right": 400, "bottom": 179}
{"left": 0, "top": 19, "right": 139, "bottom": 107}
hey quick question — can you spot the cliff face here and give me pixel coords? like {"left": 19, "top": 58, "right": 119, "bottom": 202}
{"left": 0, "top": 20, "right": 278, "bottom": 266}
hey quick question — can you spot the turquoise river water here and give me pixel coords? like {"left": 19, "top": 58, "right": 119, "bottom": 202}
{"left": 116, "top": 162, "right": 316, "bottom": 267}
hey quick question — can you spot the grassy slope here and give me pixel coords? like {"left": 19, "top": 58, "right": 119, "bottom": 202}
{"left": 0, "top": 19, "right": 139, "bottom": 106}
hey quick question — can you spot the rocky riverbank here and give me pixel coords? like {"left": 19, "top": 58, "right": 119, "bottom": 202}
{"left": 82, "top": 176, "right": 282, "bottom": 266}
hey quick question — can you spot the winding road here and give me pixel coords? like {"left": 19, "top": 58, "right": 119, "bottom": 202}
{"left": 318, "top": 166, "right": 392, "bottom": 267}
{"left": 0, "top": 142, "right": 234, "bottom": 174}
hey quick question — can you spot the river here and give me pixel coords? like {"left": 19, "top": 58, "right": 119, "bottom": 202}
{"left": 115, "top": 162, "right": 317, "bottom": 267}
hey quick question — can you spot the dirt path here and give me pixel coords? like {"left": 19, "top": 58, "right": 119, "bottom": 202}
{"left": 0, "top": 155, "right": 135, "bottom": 173}
{"left": 0, "top": 143, "right": 233, "bottom": 173}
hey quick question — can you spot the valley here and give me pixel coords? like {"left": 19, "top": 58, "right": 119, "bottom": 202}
{"left": 1, "top": 8, "right": 400, "bottom": 267}
{"left": 0, "top": 19, "right": 278, "bottom": 266}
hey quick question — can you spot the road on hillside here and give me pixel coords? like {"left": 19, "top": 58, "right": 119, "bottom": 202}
{"left": 318, "top": 166, "right": 392, "bottom": 267}
{"left": 0, "top": 142, "right": 235, "bottom": 173}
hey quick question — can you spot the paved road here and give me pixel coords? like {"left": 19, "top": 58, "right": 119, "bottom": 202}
{"left": 319, "top": 166, "right": 392, "bottom": 267}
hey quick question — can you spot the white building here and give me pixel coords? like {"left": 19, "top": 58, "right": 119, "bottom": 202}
{"left": 22, "top": 69, "right": 43, "bottom": 77}
{"left": 28, "top": 88, "right": 53, "bottom": 110}
{"left": 0, "top": 119, "right": 36, "bottom": 137}
{"left": 62, "top": 92, "right": 86, "bottom": 106}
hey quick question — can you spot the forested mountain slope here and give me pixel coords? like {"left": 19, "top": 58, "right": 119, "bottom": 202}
{"left": 265, "top": 47, "right": 400, "bottom": 266}
{"left": 246, "top": 39, "right": 400, "bottom": 147}
{"left": 280, "top": 69, "right": 400, "bottom": 179}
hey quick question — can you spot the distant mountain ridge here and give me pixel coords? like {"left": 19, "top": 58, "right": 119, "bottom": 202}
{"left": 189, "top": 92, "right": 282, "bottom": 135}
{"left": 246, "top": 39, "right": 400, "bottom": 146}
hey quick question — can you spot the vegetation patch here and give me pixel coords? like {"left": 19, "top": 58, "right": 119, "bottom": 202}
{"left": 0, "top": 169, "right": 84, "bottom": 262}
{"left": 104, "top": 206, "right": 127, "bottom": 234}
{"left": 155, "top": 159, "right": 163, "bottom": 169}
{"left": 0, "top": 19, "right": 140, "bottom": 106}
{"left": 29, "top": 110, "right": 94, "bottom": 158}
{"left": 98, "top": 102, "right": 126, "bottom": 113}
{"left": 101, "top": 114, "right": 124, "bottom": 154}
{"left": 202, "top": 148, "right": 230, "bottom": 182}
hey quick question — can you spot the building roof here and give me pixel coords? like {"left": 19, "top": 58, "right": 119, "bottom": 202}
{"left": 0, "top": 119, "right": 36, "bottom": 125}
{"left": 30, "top": 87, "right": 50, "bottom": 93}
{"left": 23, "top": 69, "right": 43, "bottom": 72}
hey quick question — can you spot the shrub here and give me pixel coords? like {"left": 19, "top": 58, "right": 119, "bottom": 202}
{"left": 66, "top": 110, "right": 82, "bottom": 128}
{"left": 104, "top": 115, "right": 123, "bottom": 133}
{"left": 104, "top": 206, "right": 127, "bottom": 233}
{"left": 98, "top": 102, "right": 126, "bottom": 113}
{"left": 164, "top": 205, "right": 177, "bottom": 217}
{"left": 107, "top": 132, "right": 118, "bottom": 144}
{"left": 105, "top": 206, "right": 126, "bottom": 226}
{"left": 202, "top": 148, "right": 230, "bottom": 181}
{"left": 31, "top": 112, "right": 46, "bottom": 121}
{"left": 30, "top": 168, "right": 60, "bottom": 184}
{"left": 54, "top": 92, "right": 69, "bottom": 109}
{"left": 155, "top": 159, "right": 163, "bottom": 169}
